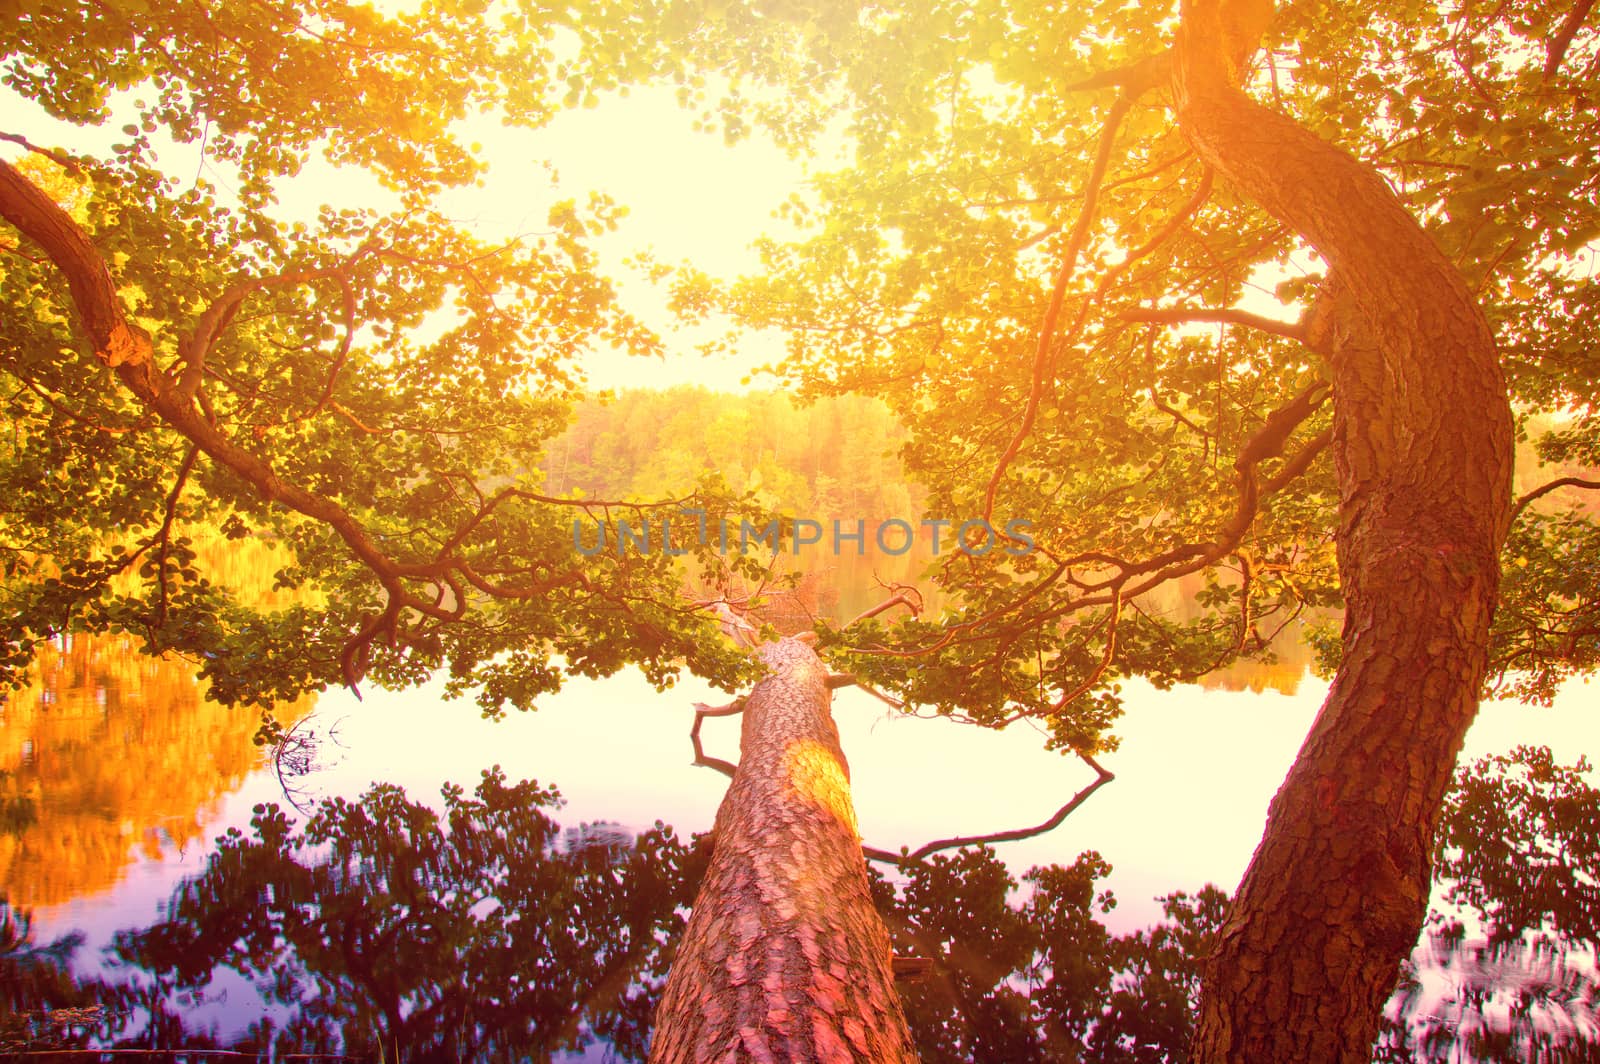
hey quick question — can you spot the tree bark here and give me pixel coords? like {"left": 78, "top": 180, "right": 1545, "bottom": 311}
{"left": 650, "top": 638, "right": 918, "bottom": 1063}
{"left": 1171, "top": 1, "right": 1515, "bottom": 1060}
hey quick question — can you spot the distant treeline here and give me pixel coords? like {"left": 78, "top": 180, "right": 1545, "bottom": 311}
{"left": 542, "top": 387, "right": 926, "bottom": 520}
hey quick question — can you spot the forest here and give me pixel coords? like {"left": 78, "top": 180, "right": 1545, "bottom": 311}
{"left": 545, "top": 388, "right": 922, "bottom": 521}
{"left": 3, "top": 0, "right": 1600, "bottom": 1060}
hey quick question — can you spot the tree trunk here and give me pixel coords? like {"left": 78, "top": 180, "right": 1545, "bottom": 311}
{"left": 650, "top": 638, "right": 918, "bottom": 1063}
{"left": 1172, "top": 2, "right": 1515, "bottom": 1060}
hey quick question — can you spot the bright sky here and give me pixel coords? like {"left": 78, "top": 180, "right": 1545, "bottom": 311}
{"left": 442, "top": 92, "right": 811, "bottom": 391}
{"left": 1, "top": 77, "right": 814, "bottom": 393}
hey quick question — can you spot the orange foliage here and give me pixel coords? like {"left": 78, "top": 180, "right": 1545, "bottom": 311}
{"left": 0, "top": 534, "right": 315, "bottom": 907}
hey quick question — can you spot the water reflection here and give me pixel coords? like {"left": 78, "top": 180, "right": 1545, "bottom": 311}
{"left": 0, "top": 780, "right": 1224, "bottom": 1061}
{"left": 8, "top": 767, "right": 1594, "bottom": 1061}
{"left": 0, "top": 634, "right": 310, "bottom": 907}
{"left": 4, "top": 542, "right": 1597, "bottom": 1059}
{"left": 5, "top": 772, "right": 709, "bottom": 1060}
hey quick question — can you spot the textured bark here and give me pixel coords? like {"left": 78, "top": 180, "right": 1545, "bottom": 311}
{"left": 1172, "top": 1, "right": 1515, "bottom": 1060}
{"left": 650, "top": 639, "right": 918, "bottom": 1063}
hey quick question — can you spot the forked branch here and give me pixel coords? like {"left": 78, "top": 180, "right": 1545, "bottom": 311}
{"left": 866, "top": 751, "right": 1116, "bottom": 864}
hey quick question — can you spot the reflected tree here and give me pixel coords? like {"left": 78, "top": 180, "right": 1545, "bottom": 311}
{"left": 13, "top": 746, "right": 1600, "bottom": 1060}
{"left": 1434, "top": 745, "right": 1600, "bottom": 952}
{"left": 0, "top": 901, "right": 128, "bottom": 1054}
{"left": 19, "top": 781, "right": 1205, "bottom": 1061}
{"left": 1375, "top": 745, "right": 1600, "bottom": 1062}
{"left": 108, "top": 769, "right": 708, "bottom": 1062}
{"left": 865, "top": 846, "right": 1228, "bottom": 1063}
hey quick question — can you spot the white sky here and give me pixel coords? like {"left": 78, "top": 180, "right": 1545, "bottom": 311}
{"left": 1, "top": 79, "right": 813, "bottom": 392}
{"left": 442, "top": 92, "right": 811, "bottom": 391}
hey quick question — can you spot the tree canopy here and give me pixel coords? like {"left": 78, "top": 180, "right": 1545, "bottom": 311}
{"left": 6, "top": 0, "right": 1600, "bottom": 1057}
{"left": 663, "top": 0, "right": 1600, "bottom": 743}
{"left": 4, "top": 0, "right": 1594, "bottom": 739}
{"left": 0, "top": 0, "right": 771, "bottom": 718}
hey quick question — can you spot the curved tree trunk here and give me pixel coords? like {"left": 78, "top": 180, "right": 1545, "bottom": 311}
{"left": 1172, "top": 1, "right": 1515, "bottom": 1059}
{"left": 650, "top": 638, "right": 918, "bottom": 1063}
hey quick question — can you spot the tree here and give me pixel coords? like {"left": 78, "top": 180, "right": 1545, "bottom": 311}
{"left": 665, "top": 0, "right": 1598, "bottom": 1056}
{"left": 0, "top": 0, "right": 761, "bottom": 718}
{"left": 650, "top": 637, "right": 918, "bottom": 1062}
{"left": 10, "top": 0, "right": 1600, "bottom": 1057}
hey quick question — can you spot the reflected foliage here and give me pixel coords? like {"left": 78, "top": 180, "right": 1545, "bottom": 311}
{"left": 868, "top": 847, "right": 1227, "bottom": 1063}
{"left": 1380, "top": 934, "right": 1600, "bottom": 1064}
{"left": 0, "top": 903, "right": 125, "bottom": 1054}
{"left": 7, "top": 770, "right": 708, "bottom": 1061}
{"left": 869, "top": 745, "right": 1600, "bottom": 1062}
{"left": 1376, "top": 745, "right": 1600, "bottom": 1061}
{"left": 1435, "top": 744, "right": 1600, "bottom": 949}
{"left": 8, "top": 745, "right": 1600, "bottom": 1060}
{"left": 0, "top": 625, "right": 311, "bottom": 906}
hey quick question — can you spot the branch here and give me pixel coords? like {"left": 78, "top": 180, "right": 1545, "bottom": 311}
{"left": 1511, "top": 475, "right": 1600, "bottom": 524}
{"left": 689, "top": 701, "right": 741, "bottom": 780}
{"left": 327, "top": 399, "right": 387, "bottom": 435}
{"left": 0, "top": 155, "right": 152, "bottom": 368}
{"left": 1, "top": 156, "right": 642, "bottom": 685}
{"left": 0, "top": 131, "right": 83, "bottom": 176}
{"left": 1121, "top": 304, "right": 1306, "bottom": 342}
{"left": 17, "top": 376, "right": 148, "bottom": 434}
{"left": 691, "top": 697, "right": 747, "bottom": 719}
{"left": 1150, "top": 383, "right": 1209, "bottom": 439}
{"left": 1051, "top": 589, "right": 1122, "bottom": 712}
{"left": 1065, "top": 51, "right": 1174, "bottom": 97}
{"left": 840, "top": 586, "right": 923, "bottom": 630}
{"left": 984, "top": 97, "right": 1131, "bottom": 521}
{"left": 866, "top": 752, "right": 1115, "bottom": 863}
{"left": 895, "top": 389, "right": 1328, "bottom": 665}
{"left": 1176, "top": 551, "right": 1258, "bottom": 682}
{"left": 825, "top": 674, "right": 906, "bottom": 710}
{"left": 1546, "top": 0, "right": 1597, "bottom": 80}
{"left": 1234, "top": 381, "right": 1330, "bottom": 471}
{"left": 177, "top": 250, "right": 366, "bottom": 405}
{"left": 149, "top": 443, "right": 200, "bottom": 630}
{"left": 987, "top": 158, "right": 1215, "bottom": 522}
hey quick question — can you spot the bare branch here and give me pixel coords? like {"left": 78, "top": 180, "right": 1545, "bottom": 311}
{"left": 689, "top": 704, "right": 740, "bottom": 781}
{"left": 866, "top": 752, "right": 1115, "bottom": 863}
{"left": 691, "top": 698, "right": 748, "bottom": 719}
{"left": 1511, "top": 475, "right": 1600, "bottom": 524}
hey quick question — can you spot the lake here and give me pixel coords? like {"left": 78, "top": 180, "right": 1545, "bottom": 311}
{"left": 4, "top": 580, "right": 1597, "bottom": 1058}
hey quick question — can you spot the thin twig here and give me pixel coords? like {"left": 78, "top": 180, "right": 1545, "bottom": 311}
{"left": 866, "top": 752, "right": 1115, "bottom": 863}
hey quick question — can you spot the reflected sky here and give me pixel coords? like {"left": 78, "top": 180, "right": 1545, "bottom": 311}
{"left": 19, "top": 654, "right": 1594, "bottom": 939}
